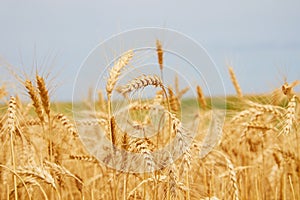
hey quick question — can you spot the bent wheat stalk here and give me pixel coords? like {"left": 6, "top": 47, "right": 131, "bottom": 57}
{"left": 106, "top": 50, "right": 133, "bottom": 200}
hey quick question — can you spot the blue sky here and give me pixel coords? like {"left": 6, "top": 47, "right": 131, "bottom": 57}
{"left": 0, "top": 0, "right": 299, "bottom": 101}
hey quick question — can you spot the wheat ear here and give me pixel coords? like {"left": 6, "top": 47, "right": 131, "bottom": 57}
{"left": 168, "top": 163, "right": 178, "bottom": 200}
{"left": 217, "top": 151, "right": 239, "bottom": 200}
{"left": 177, "top": 87, "right": 189, "bottom": 99}
{"left": 106, "top": 50, "right": 133, "bottom": 95}
{"left": 196, "top": 85, "right": 207, "bottom": 110}
{"left": 44, "top": 160, "right": 83, "bottom": 189}
{"left": 69, "top": 155, "right": 98, "bottom": 163}
{"left": 36, "top": 75, "right": 50, "bottom": 119}
{"left": 128, "top": 138, "right": 155, "bottom": 172}
{"left": 97, "top": 90, "right": 106, "bottom": 112}
{"left": 156, "top": 40, "right": 164, "bottom": 81}
{"left": 55, "top": 113, "right": 78, "bottom": 138}
{"left": 110, "top": 116, "right": 117, "bottom": 146}
{"left": 36, "top": 75, "right": 54, "bottom": 161}
{"left": 25, "top": 80, "right": 45, "bottom": 123}
{"left": 281, "top": 94, "right": 297, "bottom": 135}
{"left": 120, "top": 75, "right": 163, "bottom": 95}
{"left": 228, "top": 67, "right": 243, "bottom": 98}
{"left": 16, "top": 165, "right": 56, "bottom": 189}
{"left": 0, "top": 84, "right": 7, "bottom": 99}
{"left": 168, "top": 86, "right": 180, "bottom": 113}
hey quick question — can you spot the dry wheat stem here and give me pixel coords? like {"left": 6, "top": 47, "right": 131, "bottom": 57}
{"left": 105, "top": 51, "right": 133, "bottom": 193}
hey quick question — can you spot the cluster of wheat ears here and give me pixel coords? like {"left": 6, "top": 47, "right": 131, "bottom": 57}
{"left": 0, "top": 40, "right": 299, "bottom": 200}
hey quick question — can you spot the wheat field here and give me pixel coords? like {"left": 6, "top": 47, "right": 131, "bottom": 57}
{"left": 0, "top": 41, "right": 299, "bottom": 200}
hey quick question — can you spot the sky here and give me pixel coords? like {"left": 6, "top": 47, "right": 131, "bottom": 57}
{"left": 0, "top": 0, "right": 300, "bottom": 101}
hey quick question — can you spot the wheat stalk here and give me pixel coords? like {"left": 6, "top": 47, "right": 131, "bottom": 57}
{"left": 128, "top": 138, "right": 155, "bottom": 172}
{"left": 105, "top": 50, "right": 133, "bottom": 200}
{"left": 7, "top": 96, "right": 18, "bottom": 200}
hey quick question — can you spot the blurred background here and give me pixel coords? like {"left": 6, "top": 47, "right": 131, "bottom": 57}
{"left": 0, "top": 0, "right": 299, "bottom": 101}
